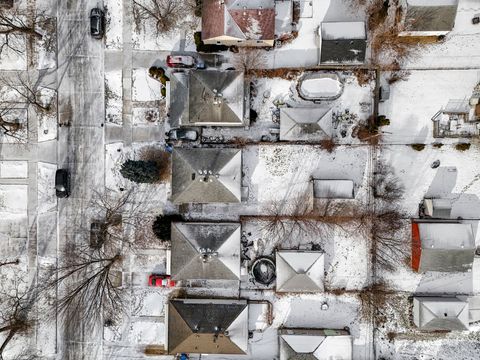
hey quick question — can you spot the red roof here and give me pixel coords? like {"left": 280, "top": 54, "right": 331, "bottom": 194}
{"left": 411, "top": 222, "right": 421, "bottom": 272}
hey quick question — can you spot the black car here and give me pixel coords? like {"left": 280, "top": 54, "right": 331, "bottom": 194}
{"left": 90, "top": 8, "right": 104, "bottom": 39}
{"left": 166, "top": 128, "right": 198, "bottom": 141}
{"left": 55, "top": 169, "right": 70, "bottom": 198}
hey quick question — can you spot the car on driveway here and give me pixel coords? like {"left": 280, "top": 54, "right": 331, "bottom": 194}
{"left": 148, "top": 274, "right": 176, "bottom": 287}
{"left": 55, "top": 169, "right": 70, "bottom": 198}
{"left": 90, "top": 8, "right": 104, "bottom": 39}
{"left": 166, "top": 55, "right": 195, "bottom": 68}
{"left": 166, "top": 128, "right": 198, "bottom": 141}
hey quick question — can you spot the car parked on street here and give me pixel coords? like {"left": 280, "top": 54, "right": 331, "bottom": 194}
{"left": 166, "top": 55, "right": 195, "bottom": 68}
{"left": 148, "top": 274, "right": 176, "bottom": 287}
{"left": 166, "top": 128, "right": 198, "bottom": 141}
{"left": 55, "top": 169, "right": 70, "bottom": 198}
{"left": 90, "top": 8, "right": 104, "bottom": 39}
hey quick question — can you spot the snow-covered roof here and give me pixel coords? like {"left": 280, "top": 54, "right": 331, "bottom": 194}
{"left": 444, "top": 99, "right": 470, "bottom": 114}
{"left": 320, "top": 23, "right": 366, "bottom": 64}
{"left": 418, "top": 222, "right": 474, "bottom": 250}
{"left": 168, "top": 299, "right": 248, "bottom": 354}
{"left": 276, "top": 250, "right": 324, "bottom": 293}
{"left": 169, "top": 70, "right": 246, "bottom": 127}
{"left": 313, "top": 179, "right": 354, "bottom": 199}
{"left": 171, "top": 148, "right": 242, "bottom": 204}
{"left": 279, "top": 328, "right": 352, "bottom": 360}
{"left": 404, "top": 1, "right": 458, "bottom": 33}
{"left": 413, "top": 296, "right": 469, "bottom": 331}
{"left": 170, "top": 222, "right": 241, "bottom": 281}
{"left": 280, "top": 107, "right": 333, "bottom": 141}
{"left": 320, "top": 22, "right": 366, "bottom": 41}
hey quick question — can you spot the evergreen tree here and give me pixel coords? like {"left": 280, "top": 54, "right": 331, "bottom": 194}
{"left": 120, "top": 159, "right": 160, "bottom": 183}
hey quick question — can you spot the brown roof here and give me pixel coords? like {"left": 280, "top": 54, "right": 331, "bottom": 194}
{"left": 202, "top": 0, "right": 275, "bottom": 41}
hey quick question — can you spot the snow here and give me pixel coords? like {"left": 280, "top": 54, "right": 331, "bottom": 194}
{"left": 313, "top": 179, "right": 355, "bottom": 199}
{"left": 130, "top": 320, "right": 165, "bottom": 345}
{"left": 300, "top": 77, "right": 342, "bottom": 98}
{"left": 0, "top": 185, "right": 28, "bottom": 215}
{"left": 0, "top": 161, "right": 28, "bottom": 178}
{"left": 37, "top": 162, "right": 57, "bottom": 214}
{"left": 105, "top": 69, "right": 123, "bottom": 125}
{"left": 105, "top": 0, "right": 123, "bottom": 50}
{"left": 321, "top": 22, "right": 366, "bottom": 40}
{"left": 36, "top": 88, "right": 57, "bottom": 142}
{"left": 0, "top": 34, "right": 27, "bottom": 70}
{"left": 132, "top": 68, "right": 162, "bottom": 102}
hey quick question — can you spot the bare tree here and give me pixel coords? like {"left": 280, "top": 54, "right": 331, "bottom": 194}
{"left": 0, "top": 105, "right": 27, "bottom": 142}
{"left": 48, "top": 245, "right": 124, "bottom": 328}
{"left": 0, "top": 258, "right": 19, "bottom": 268}
{"left": 232, "top": 48, "right": 267, "bottom": 74}
{"left": 374, "top": 159, "right": 405, "bottom": 202}
{"left": 133, "top": 0, "right": 196, "bottom": 34}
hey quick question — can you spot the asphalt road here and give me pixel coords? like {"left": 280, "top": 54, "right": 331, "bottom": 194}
{"left": 56, "top": 1, "right": 105, "bottom": 359}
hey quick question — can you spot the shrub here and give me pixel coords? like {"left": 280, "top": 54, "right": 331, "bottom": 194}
{"left": 149, "top": 66, "right": 165, "bottom": 79}
{"left": 250, "top": 109, "right": 258, "bottom": 123}
{"left": 456, "top": 143, "right": 471, "bottom": 151}
{"left": 194, "top": 31, "right": 229, "bottom": 53}
{"left": 120, "top": 160, "right": 160, "bottom": 183}
{"left": 152, "top": 214, "right": 183, "bottom": 241}
{"left": 411, "top": 144, "right": 425, "bottom": 151}
{"left": 161, "top": 87, "right": 166, "bottom": 98}
{"left": 376, "top": 115, "right": 390, "bottom": 127}
{"left": 432, "top": 143, "right": 443, "bottom": 148}
{"left": 320, "top": 138, "right": 336, "bottom": 153}
{"left": 194, "top": 0, "right": 202, "bottom": 17}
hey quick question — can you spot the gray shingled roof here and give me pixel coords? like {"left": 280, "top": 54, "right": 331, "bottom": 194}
{"left": 320, "top": 22, "right": 366, "bottom": 64}
{"left": 169, "top": 70, "right": 246, "bottom": 127}
{"left": 171, "top": 148, "right": 242, "bottom": 204}
{"left": 276, "top": 251, "right": 324, "bottom": 293}
{"left": 168, "top": 299, "right": 248, "bottom": 354}
{"left": 413, "top": 297, "right": 469, "bottom": 331}
{"left": 170, "top": 222, "right": 241, "bottom": 281}
{"left": 280, "top": 107, "right": 333, "bottom": 141}
{"left": 405, "top": 4, "right": 458, "bottom": 32}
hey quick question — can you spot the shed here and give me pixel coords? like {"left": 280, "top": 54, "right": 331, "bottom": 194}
{"left": 170, "top": 222, "right": 241, "bottom": 281}
{"left": 401, "top": 0, "right": 458, "bottom": 36}
{"left": 171, "top": 148, "right": 242, "bottom": 204}
{"left": 413, "top": 296, "right": 469, "bottom": 331}
{"left": 276, "top": 250, "right": 324, "bottom": 293}
{"left": 313, "top": 179, "right": 354, "bottom": 199}
{"left": 422, "top": 198, "right": 452, "bottom": 218}
{"left": 167, "top": 298, "right": 248, "bottom": 354}
{"left": 411, "top": 221, "right": 475, "bottom": 272}
{"left": 279, "top": 328, "right": 352, "bottom": 360}
{"left": 320, "top": 22, "right": 366, "bottom": 64}
{"left": 280, "top": 107, "right": 333, "bottom": 141}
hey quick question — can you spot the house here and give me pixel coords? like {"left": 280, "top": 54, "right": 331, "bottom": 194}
{"left": 413, "top": 296, "right": 469, "bottom": 331}
{"left": 171, "top": 148, "right": 242, "bottom": 204}
{"left": 167, "top": 298, "right": 248, "bottom": 354}
{"left": 279, "top": 328, "right": 353, "bottom": 360}
{"left": 432, "top": 97, "right": 480, "bottom": 138}
{"left": 170, "top": 222, "right": 241, "bottom": 281}
{"left": 276, "top": 250, "right": 324, "bottom": 293}
{"left": 400, "top": 0, "right": 458, "bottom": 37}
{"left": 411, "top": 221, "right": 476, "bottom": 272}
{"left": 202, "top": 0, "right": 292, "bottom": 47}
{"left": 319, "top": 22, "right": 366, "bottom": 64}
{"left": 279, "top": 107, "right": 333, "bottom": 142}
{"left": 312, "top": 179, "right": 355, "bottom": 199}
{"left": 169, "top": 69, "right": 248, "bottom": 127}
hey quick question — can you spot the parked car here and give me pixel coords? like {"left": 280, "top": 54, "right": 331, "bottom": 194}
{"left": 55, "top": 169, "right": 70, "bottom": 198}
{"left": 148, "top": 274, "right": 176, "bottom": 287}
{"left": 90, "top": 8, "right": 104, "bottom": 39}
{"left": 166, "top": 128, "right": 198, "bottom": 141}
{"left": 166, "top": 55, "right": 195, "bottom": 68}
{"left": 90, "top": 221, "right": 106, "bottom": 248}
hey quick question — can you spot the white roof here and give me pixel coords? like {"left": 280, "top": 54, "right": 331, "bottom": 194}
{"left": 418, "top": 223, "right": 475, "bottom": 250}
{"left": 280, "top": 107, "right": 332, "bottom": 141}
{"left": 280, "top": 333, "right": 353, "bottom": 360}
{"left": 321, "top": 22, "right": 366, "bottom": 40}
{"left": 413, "top": 297, "right": 469, "bottom": 331}
{"left": 313, "top": 179, "right": 354, "bottom": 199}
{"left": 276, "top": 251, "right": 324, "bottom": 292}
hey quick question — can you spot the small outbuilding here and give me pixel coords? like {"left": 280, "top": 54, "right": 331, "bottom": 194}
{"left": 279, "top": 328, "right": 353, "bottom": 360}
{"left": 421, "top": 198, "right": 452, "bottom": 218}
{"left": 320, "top": 22, "right": 366, "bottom": 64}
{"left": 280, "top": 107, "right": 333, "bottom": 142}
{"left": 413, "top": 296, "right": 469, "bottom": 331}
{"left": 276, "top": 250, "right": 324, "bottom": 293}
{"left": 411, "top": 221, "right": 476, "bottom": 272}
{"left": 167, "top": 298, "right": 248, "bottom": 354}
{"left": 313, "top": 179, "right": 354, "bottom": 199}
{"left": 400, "top": 0, "right": 458, "bottom": 36}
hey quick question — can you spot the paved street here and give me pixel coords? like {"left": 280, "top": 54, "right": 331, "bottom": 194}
{"left": 56, "top": 0, "right": 105, "bottom": 358}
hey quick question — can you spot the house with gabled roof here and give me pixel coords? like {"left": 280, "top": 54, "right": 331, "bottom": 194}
{"left": 400, "top": 0, "right": 458, "bottom": 37}
{"left": 413, "top": 296, "right": 469, "bottom": 331}
{"left": 169, "top": 69, "right": 248, "bottom": 127}
{"left": 279, "top": 107, "right": 333, "bottom": 142}
{"left": 167, "top": 298, "right": 248, "bottom": 354}
{"left": 411, "top": 221, "right": 476, "bottom": 272}
{"left": 276, "top": 250, "right": 325, "bottom": 293}
{"left": 171, "top": 148, "right": 242, "bottom": 204}
{"left": 170, "top": 222, "right": 241, "bottom": 281}
{"left": 279, "top": 328, "right": 353, "bottom": 360}
{"left": 202, "top": 0, "right": 278, "bottom": 47}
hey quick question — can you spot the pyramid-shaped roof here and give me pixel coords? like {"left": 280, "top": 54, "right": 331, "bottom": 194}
{"left": 171, "top": 148, "right": 242, "bottom": 204}
{"left": 280, "top": 107, "right": 333, "bottom": 141}
{"left": 413, "top": 296, "right": 469, "bottom": 331}
{"left": 171, "top": 222, "right": 241, "bottom": 281}
{"left": 170, "top": 70, "right": 246, "bottom": 127}
{"left": 276, "top": 250, "right": 324, "bottom": 293}
{"left": 168, "top": 299, "right": 248, "bottom": 354}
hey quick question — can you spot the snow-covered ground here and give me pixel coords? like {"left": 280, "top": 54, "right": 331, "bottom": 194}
{"left": 105, "top": 69, "right": 123, "bottom": 125}
{"left": 132, "top": 68, "right": 162, "bottom": 102}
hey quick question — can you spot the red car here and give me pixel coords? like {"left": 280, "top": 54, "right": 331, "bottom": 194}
{"left": 166, "top": 55, "right": 195, "bottom": 68}
{"left": 148, "top": 274, "right": 176, "bottom": 287}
